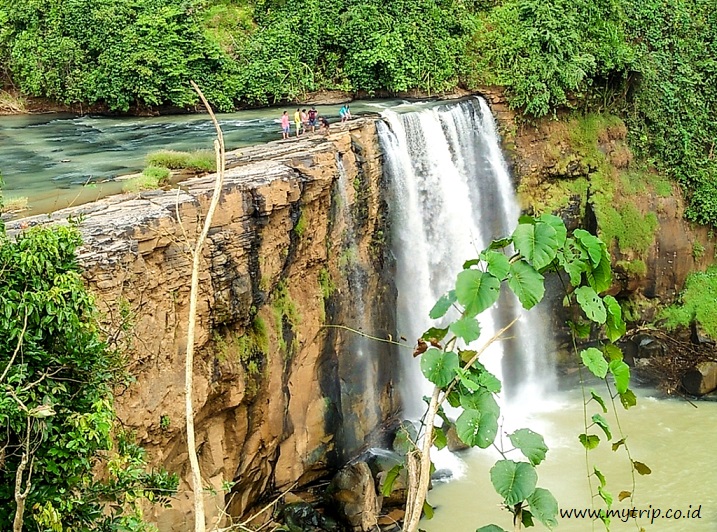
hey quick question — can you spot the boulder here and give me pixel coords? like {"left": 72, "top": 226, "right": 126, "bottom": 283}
{"left": 281, "top": 502, "right": 340, "bottom": 532}
{"left": 691, "top": 322, "right": 716, "bottom": 346}
{"left": 329, "top": 461, "right": 381, "bottom": 531}
{"left": 682, "top": 361, "right": 717, "bottom": 396}
{"left": 445, "top": 424, "right": 469, "bottom": 452}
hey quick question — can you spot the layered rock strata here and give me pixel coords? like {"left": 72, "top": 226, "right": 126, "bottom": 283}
{"left": 14, "top": 119, "right": 400, "bottom": 529}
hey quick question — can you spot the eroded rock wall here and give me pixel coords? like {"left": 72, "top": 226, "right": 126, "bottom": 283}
{"left": 16, "top": 119, "right": 399, "bottom": 529}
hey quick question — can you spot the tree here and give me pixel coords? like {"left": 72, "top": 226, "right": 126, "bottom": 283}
{"left": 0, "top": 218, "right": 178, "bottom": 531}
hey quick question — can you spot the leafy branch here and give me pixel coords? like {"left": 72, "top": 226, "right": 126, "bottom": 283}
{"left": 395, "top": 214, "right": 643, "bottom": 531}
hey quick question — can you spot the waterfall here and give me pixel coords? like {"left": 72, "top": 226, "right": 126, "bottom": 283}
{"left": 378, "top": 97, "right": 554, "bottom": 418}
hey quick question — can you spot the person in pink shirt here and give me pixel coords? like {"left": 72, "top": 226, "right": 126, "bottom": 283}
{"left": 281, "top": 111, "right": 290, "bottom": 139}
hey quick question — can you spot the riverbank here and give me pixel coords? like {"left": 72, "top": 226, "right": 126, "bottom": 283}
{"left": 0, "top": 85, "right": 476, "bottom": 117}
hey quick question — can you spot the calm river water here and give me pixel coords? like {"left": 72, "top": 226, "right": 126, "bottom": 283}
{"left": 423, "top": 389, "right": 717, "bottom": 532}
{"left": 1, "top": 99, "right": 435, "bottom": 216}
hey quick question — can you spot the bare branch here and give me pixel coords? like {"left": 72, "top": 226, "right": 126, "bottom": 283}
{"left": 184, "top": 80, "right": 228, "bottom": 532}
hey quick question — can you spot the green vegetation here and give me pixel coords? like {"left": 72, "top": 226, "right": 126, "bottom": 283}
{"left": 661, "top": 266, "right": 717, "bottom": 339}
{"left": 391, "top": 215, "right": 637, "bottom": 530}
{"left": 293, "top": 211, "right": 307, "bottom": 239}
{"left": 213, "top": 317, "right": 268, "bottom": 396}
{"left": 616, "top": 259, "right": 647, "bottom": 278}
{"left": 1, "top": 0, "right": 715, "bottom": 226}
{"left": 692, "top": 241, "right": 706, "bottom": 261}
{"left": 1, "top": 195, "right": 29, "bottom": 212}
{"left": 145, "top": 150, "right": 216, "bottom": 172}
{"left": 0, "top": 221, "right": 177, "bottom": 530}
{"left": 123, "top": 166, "right": 172, "bottom": 193}
{"left": 467, "top": 0, "right": 635, "bottom": 117}
{"left": 271, "top": 280, "right": 301, "bottom": 356}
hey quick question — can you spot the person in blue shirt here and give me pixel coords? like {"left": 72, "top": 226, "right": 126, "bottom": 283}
{"left": 339, "top": 104, "right": 352, "bottom": 123}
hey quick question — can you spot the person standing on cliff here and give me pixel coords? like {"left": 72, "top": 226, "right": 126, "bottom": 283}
{"left": 281, "top": 111, "right": 290, "bottom": 139}
{"left": 301, "top": 108, "right": 309, "bottom": 133}
{"left": 308, "top": 107, "right": 318, "bottom": 132}
{"left": 339, "top": 104, "right": 352, "bottom": 123}
{"left": 294, "top": 108, "right": 302, "bottom": 137}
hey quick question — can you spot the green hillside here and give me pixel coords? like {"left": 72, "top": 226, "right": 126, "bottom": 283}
{"left": 1, "top": 0, "right": 715, "bottom": 223}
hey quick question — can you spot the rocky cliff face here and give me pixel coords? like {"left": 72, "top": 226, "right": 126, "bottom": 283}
{"left": 482, "top": 90, "right": 716, "bottom": 312}
{"left": 13, "top": 119, "right": 400, "bottom": 529}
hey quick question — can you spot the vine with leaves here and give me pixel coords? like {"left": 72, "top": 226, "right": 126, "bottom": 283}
{"left": 386, "top": 214, "right": 648, "bottom": 531}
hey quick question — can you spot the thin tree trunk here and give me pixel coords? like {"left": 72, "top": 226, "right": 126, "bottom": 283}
{"left": 402, "top": 386, "right": 440, "bottom": 532}
{"left": 13, "top": 419, "right": 32, "bottom": 532}
{"left": 185, "top": 81, "right": 226, "bottom": 532}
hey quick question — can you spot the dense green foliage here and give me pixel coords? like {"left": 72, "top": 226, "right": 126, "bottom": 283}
{"left": 0, "top": 0, "right": 473, "bottom": 109}
{"left": 661, "top": 265, "right": 717, "bottom": 339}
{"left": 621, "top": 0, "right": 717, "bottom": 226}
{"left": 469, "top": 0, "right": 717, "bottom": 225}
{"left": 468, "top": 0, "right": 635, "bottom": 116}
{"left": 0, "top": 221, "right": 177, "bottom": 530}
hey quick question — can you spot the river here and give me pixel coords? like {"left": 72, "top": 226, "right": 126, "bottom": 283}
{"left": 423, "top": 388, "right": 717, "bottom": 531}
{"left": 0, "top": 99, "right": 436, "bottom": 216}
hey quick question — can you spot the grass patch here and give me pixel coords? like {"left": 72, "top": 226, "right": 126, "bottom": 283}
{"left": 123, "top": 174, "right": 162, "bottom": 193}
{"left": 2, "top": 196, "right": 29, "bottom": 212}
{"left": 660, "top": 266, "right": 717, "bottom": 339}
{"left": 146, "top": 150, "right": 216, "bottom": 172}
{"left": 142, "top": 165, "right": 171, "bottom": 181}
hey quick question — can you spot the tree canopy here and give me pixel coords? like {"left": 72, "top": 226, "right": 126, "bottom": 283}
{"left": 0, "top": 216, "right": 177, "bottom": 531}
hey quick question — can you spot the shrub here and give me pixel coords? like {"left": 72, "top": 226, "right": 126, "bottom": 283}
{"left": 146, "top": 149, "right": 216, "bottom": 172}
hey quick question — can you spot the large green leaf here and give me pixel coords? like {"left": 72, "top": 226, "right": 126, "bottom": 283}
{"left": 459, "top": 388, "right": 500, "bottom": 418}
{"left": 449, "top": 316, "right": 481, "bottom": 343}
{"left": 609, "top": 359, "right": 630, "bottom": 394}
{"left": 380, "top": 464, "right": 403, "bottom": 496}
{"left": 483, "top": 250, "right": 511, "bottom": 280}
{"left": 508, "top": 260, "right": 545, "bottom": 310}
{"left": 586, "top": 252, "right": 612, "bottom": 293}
{"left": 490, "top": 460, "right": 538, "bottom": 506}
{"left": 538, "top": 214, "right": 567, "bottom": 248}
{"left": 603, "top": 295, "right": 626, "bottom": 342}
{"left": 590, "top": 389, "right": 607, "bottom": 413}
{"left": 456, "top": 408, "right": 498, "bottom": 448}
{"left": 512, "top": 222, "right": 559, "bottom": 270}
{"left": 580, "top": 347, "right": 608, "bottom": 379}
{"left": 475, "top": 526, "right": 508, "bottom": 532}
{"left": 526, "top": 487, "right": 559, "bottom": 529}
{"left": 574, "top": 229, "right": 603, "bottom": 267}
{"left": 420, "top": 348, "right": 459, "bottom": 388}
{"left": 421, "top": 326, "right": 449, "bottom": 342}
{"left": 433, "top": 426, "right": 447, "bottom": 450}
{"left": 429, "top": 290, "right": 456, "bottom": 319}
{"left": 557, "top": 238, "right": 588, "bottom": 287}
{"left": 619, "top": 389, "right": 637, "bottom": 409}
{"left": 575, "top": 286, "right": 607, "bottom": 324}
{"left": 508, "top": 428, "right": 548, "bottom": 465}
{"left": 455, "top": 270, "right": 501, "bottom": 317}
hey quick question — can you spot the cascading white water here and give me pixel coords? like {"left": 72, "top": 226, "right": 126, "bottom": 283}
{"left": 378, "top": 97, "right": 554, "bottom": 417}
